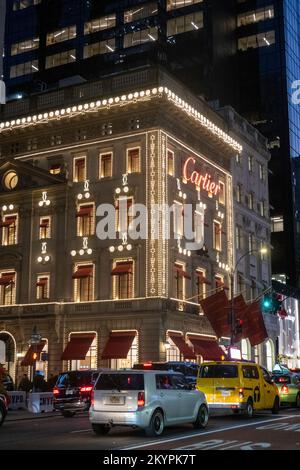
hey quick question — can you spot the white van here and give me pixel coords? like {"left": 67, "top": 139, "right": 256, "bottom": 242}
{"left": 89, "top": 370, "right": 208, "bottom": 437}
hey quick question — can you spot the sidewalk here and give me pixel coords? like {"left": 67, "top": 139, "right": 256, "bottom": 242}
{"left": 6, "top": 410, "right": 59, "bottom": 421}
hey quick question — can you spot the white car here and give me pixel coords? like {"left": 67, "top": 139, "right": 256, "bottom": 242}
{"left": 89, "top": 370, "right": 208, "bottom": 437}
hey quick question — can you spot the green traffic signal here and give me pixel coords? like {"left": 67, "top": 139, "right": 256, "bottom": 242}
{"left": 262, "top": 294, "right": 272, "bottom": 311}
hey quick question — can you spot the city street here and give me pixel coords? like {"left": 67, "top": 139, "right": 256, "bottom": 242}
{"left": 1, "top": 408, "right": 300, "bottom": 451}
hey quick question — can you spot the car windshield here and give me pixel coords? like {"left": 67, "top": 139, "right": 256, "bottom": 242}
{"left": 95, "top": 374, "right": 144, "bottom": 391}
{"left": 56, "top": 372, "right": 91, "bottom": 388}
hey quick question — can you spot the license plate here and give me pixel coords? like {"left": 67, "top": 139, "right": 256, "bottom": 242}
{"left": 105, "top": 395, "right": 125, "bottom": 405}
{"left": 221, "top": 390, "right": 230, "bottom": 397}
{"left": 66, "top": 390, "right": 74, "bottom": 396}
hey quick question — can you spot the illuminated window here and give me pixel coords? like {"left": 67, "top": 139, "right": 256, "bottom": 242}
{"left": 238, "top": 31, "right": 275, "bottom": 51}
{"left": 39, "top": 217, "right": 51, "bottom": 240}
{"left": 73, "top": 264, "right": 94, "bottom": 302}
{"left": 73, "top": 155, "right": 86, "bottom": 182}
{"left": 36, "top": 275, "right": 50, "bottom": 300}
{"left": 259, "top": 163, "right": 265, "bottom": 181}
{"left": 258, "top": 200, "right": 265, "bottom": 218}
{"left": 167, "top": 0, "right": 203, "bottom": 11}
{"left": 174, "top": 263, "right": 189, "bottom": 300}
{"left": 215, "top": 274, "right": 224, "bottom": 291}
{"left": 76, "top": 204, "right": 95, "bottom": 237}
{"left": 11, "top": 37, "right": 39, "bottom": 55}
{"left": 0, "top": 271, "right": 16, "bottom": 306}
{"left": 10, "top": 60, "right": 39, "bottom": 78}
{"left": 84, "top": 15, "right": 116, "bottom": 35}
{"left": 110, "top": 334, "right": 138, "bottom": 369}
{"left": 213, "top": 220, "right": 222, "bottom": 252}
{"left": 237, "top": 6, "right": 274, "bottom": 27}
{"left": 45, "top": 50, "right": 76, "bottom": 69}
{"left": 271, "top": 216, "right": 283, "bottom": 232}
{"left": 83, "top": 39, "right": 115, "bottom": 58}
{"left": 46, "top": 26, "right": 76, "bottom": 46}
{"left": 167, "top": 150, "right": 174, "bottom": 176}
{"left": 112, "top": 260, "right": 134, "bottom": 299}
{"left": 99, "top": 153, "right": 112, "bottom": 178}
{"left": 1, "top": 214, "right": 18, "bottom": 246}
{"left": 124, "top": 3, "right": 158, "bottom": 22}
{"left": 219, "top": 181, "right": 225, "bottom": 205}
{"left": 124, "top": 27, "right": 158, "bottom": 48}
{"left": 71, "top": 335, "right": 97, "bottom": 370}
{"left": 196, "top": 269, "right": 207, "bottom": 302}
{"left": 50, "top": 135, "right": 62, "bottom": 146}
{"left": 248, "top": 193, "right": 254, "bottom": 210}
{"left": 174, "top": 201, "right": 184, "bottom": 238}
{"left": 127, "top": 148, "right": 140, "bottom": 173}
{"left": 167, "top": 11, "right": 203, "bottom": 36}
{"left": 166, "top": 333, "right": 181, "bottom": 361}
{"left": 248, "top": 233, "right": 254, "bottom": 252}
{"left": 27, "top": 138, "right": 38, "bottom": 151}
{"left": 115, "top": 197, "right": 133, "bottom": 234}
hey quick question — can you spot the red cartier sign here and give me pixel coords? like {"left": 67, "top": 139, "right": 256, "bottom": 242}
{"left": 182, "top": 157, "right": 221, "bottom": 196}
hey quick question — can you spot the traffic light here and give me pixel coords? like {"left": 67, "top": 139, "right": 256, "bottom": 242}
{"left": 32, "top": 352, "right": 38, "bottom": 361}
{"left": 235, "top": 318, "right": 244, "bottom": 336}
{"left": 261, "top": 294, "right": 272, "bottom": 312}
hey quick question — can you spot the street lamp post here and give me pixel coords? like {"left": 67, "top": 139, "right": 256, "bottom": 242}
{"left": 229, "top": 247, "right": 268, "bottom": 347}
{"left": 29, "top": 326, "right": 42, "bottom": 381}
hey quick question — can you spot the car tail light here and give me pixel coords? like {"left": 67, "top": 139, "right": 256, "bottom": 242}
{"left": 239, "top": 388, "right": 244, "bottom": 398}
{"left": 53, "top": 387, "right": 59, "bottom": 396}
{"left": 137, "top": 391, "right": 145, "bottom": 407}
{"left": 80, "top": 386, "right": 93, "bottom": 394}
{"left": 143, "top": 363, "right": 152, "bottom": 368}
{"left": 281, "top": 385, "right": 289, "bottom": 394}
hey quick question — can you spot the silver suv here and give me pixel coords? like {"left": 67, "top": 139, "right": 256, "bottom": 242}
{"left": 89, "top": 370, "right": 208, "bottom": 437}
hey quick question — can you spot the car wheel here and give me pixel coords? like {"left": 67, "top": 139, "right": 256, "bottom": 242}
{"left": 244, "top": 399, "right": 254, "bottom": 419}
{"left": 193, "top": 404, "right": 209, "bottom": 429}
{"left": 0, "top": 404, "right": 5, "bottom": 426}
{"left": 62, "top": 411, "right": 76, "bottom": 418}
{"left": 295, "top": 393, "right": 300, "bottom": 408}
{"left": 92, "top": 424, "right": 111, "bottom": 436}
{"left": 145, "top": 410, "right": 164, "bottom": 437}
{"left": 272, "top": 397, "right": 280, "bottom": 414}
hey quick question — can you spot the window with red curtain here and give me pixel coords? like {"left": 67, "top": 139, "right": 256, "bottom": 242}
{"left": 73, "top": 156, "right": 86, "bottom": 182}
{"left": 76, "top": 204, "right": 94, "bottom": 236}
{"left": 112, "top": 261, "right": 134, "bottom": 299}
{"left": 127, "top": 148, "right": 140, "bottom": 173}
{"left": 100, "top": 153, "right": 112, "bottom": 178}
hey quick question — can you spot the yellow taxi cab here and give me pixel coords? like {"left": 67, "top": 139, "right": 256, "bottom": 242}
{"left": 196, "top": 361, "right": 280, "bottom": 418}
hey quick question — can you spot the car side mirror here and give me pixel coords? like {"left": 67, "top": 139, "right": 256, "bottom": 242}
{"left": 187, "top": 383, "right": 195, "bottom": 390}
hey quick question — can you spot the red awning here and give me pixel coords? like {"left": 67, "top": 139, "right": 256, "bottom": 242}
{"left": 243, "top": 301, "right": 268, "bottom": 347}
{"left": 0, "top": 217, "right": 16, "bottom": 227}
{"left": 168, "top": 332, "right": 196, "bottom": 360}
{"left": 72, "top": 266, "right": 93, "bottom": 279}
{"left": 76, "top": 206, "right": 93, "bottom": 217}
{"left": 215, "top": 279, "right": 229, "bottom": 291}
{"left": 0, "top": 274, "right": 15, "bottom": 285}
{"left": 61, "top": 333, "right": 95, "bottom": 360}
{"left": 187, "top": 335, "right": 225, "bottom": 361}
{"left": 21, "top": 341, "right": 46, "bottom": 366}
{"left": 40, "top": 219, "right": 49, "bottom": 228}
{"left": 200, "top": 290, "right": 231, "bottom": 338}
{"left": 36, "top": 278, "right": 48, "bottom": 287}
{"left": 111, "top": 263, "right": 133, "bottom": 275}
{"left": 196, "top": 272, "right": 212, "bottom": 285}
{"left": 174, "top": 266, "right": 191, "bottom": 279}
{"left": 101, "top": 331, "right": 136, "bottom": 359}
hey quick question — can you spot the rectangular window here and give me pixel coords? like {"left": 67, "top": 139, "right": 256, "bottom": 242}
{"left": 174, "top": 201, "right": 184, "bottom": 238}
{"left": 124, "top": 2, "right": 158, "bottom": 22}
{"left": 39, "top": 217, "right": 51, "bottom": 240}
{"left": 167, "top": 11, "right": 204, "bottom": 36}
{"left": 213, "top": 220, "right": 222, "bottom": 252}
{"left": 124, "top": 27, "right": 158, "bottom": 48}
{"left": 236, "top": 184, "right": 242, "bottom": 203}
{"left": 84, "top": 15, "right": 116, "bottom": 35}
{"left": 271, "top": 217, "right": 284, "bottom": 233}
{"left": 13, "top": 0, "right": 41, "bottom": 10}
{"left": 196, "top": 269, "right": 206, "bottom": 302}
{"left": 99, "top": 153, "right": 113, "bottom": 178}
{"left": 127, "top": 148, "right": 140, "bottom": 173}
{"left": 83, "top": 38, "right": 115, "bottom": 58}
{"left": 11, "top": 37, "right": 39, "bottom": 55}
{"left": 238, "top": 31, "right": 275, "bottom": 51}
{"left": 45, "top": 49, "right": 76, "bottom": 69}
{"left": 167, "top": 0, "right": 203, "bottom": 11}
{"left": 248, "top": 156, "right": 253, "bottom": 173}
{"left": 219, "top": 181, "right": 225, "bottom": 205}
{"left": 167, "top": 150, "right": 174, "bottom": 176}
{"left": 73, "top": 155, "right": 86, "bottom": 182}
{"left": 215, "top": 274, "right": 224, "bottom": 291}
{"left": 116, "top": 198, "right": 133, "bottom": 233}
{"left": 76, "top": 204, "right": 95, "bottom": 236}
{"left": 73, "top": 264, "right": 94, "bottom": 302}
{"left": 237, "top": 6, "right": 274, "bottom": 27}
{"left": 174, "top": 263, "right": 186, "bottom": 300}
{"left": 259, "top": 163, "right": 265, "bottom": 181}
{"left": 258, "top": 200, "right": 265, "bottom": 218}
{"left": 10, "top": 59, "right": 39, "bottom": 78}
{"left": 248, "top": 193, "right": 254, "bottom": 210}
{"left": 194, "top": 210, "right": 204, "bottom": 245}
{"left": 236, "top": 226, "right": 242, "bottom": 251}
{"left": 112, "top": 260, "right": 134, "bottom": 299}
{"left": 0, "top": 271, "right": 16, "bottom": 306}
{"left": 248, "top": 233, "right": 254, "bottom": 252}
{"left": 1, "top": 214, "right": 18, "bottom": 246}
{"left": 36, "top": 275, "right": 50, "bottom": 300}
{"left": 46, "top": 26, "right": 76, "bottom": 46}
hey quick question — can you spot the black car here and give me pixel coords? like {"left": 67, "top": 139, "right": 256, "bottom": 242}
{"left": 53, "top": 370, "right": 102, "bottom": 417}
{"left": 0, "top": 392, "right": 8, "bottom": 426}
{"left": 133, "top": 361, "right": 200, "bottom": 385}
{"left": 2, "top": 374, "right": 14, "bottom": 392}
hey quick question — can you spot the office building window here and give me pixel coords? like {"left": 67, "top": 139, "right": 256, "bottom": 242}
{"left": 271, "top": 217, "right": 284, "bottom": 233}
{"left": 76, "top": 204, "right": 95, "bottom": 237}
{"left": 13, "top": 0, "right": 41, "bottom": 10}
{"left": 0, "top": 271, "right": 16, "bottom": 305}
{"left": 84, "top": 15, "right": 116, "bottom": 35}
{"left": 10, "top": 60, "right": 39, "bottom": 78}
{"left": 46, "top": 26, "right": 76, "bottom": 46}
{"left": 11, "top": 37, "right": 39, "bottom": 56}
{"left": 36, "top": 275, "right": 50, "bottom": 300}
{"left": 99, "top": 153, "right": 113, "bottom": 178}
{"left": 237, "top": 6, "right": 274, "bottom": 27}
{"left": 124, "top": 2, "right": 158, "bottom": 22}
{"left": 213, "top": 220, "right": 222, "bottom": 252}
{"left": 45, "top": 50, "right": 76, "bottom": 69}
{"left": 83, "top": 39, "right": 115, "bottom": 58}
{"left": 73, "top": 155, "right": 86, "bottom": 182}
{"left": 112, "top": 260, "right": 134, "bottom": 299}
{"left": 238, "top": 31, "right": 275, "bottom": 51}
{"left": 39, "top": 217, "right": 51, "bottom": 240}
{"left": 73, "top": 264, "right": 94, "bottom": 302}
{"left": 127, "top": 148, "right": 140, "bottom": 173}
{"left": 1, "top": 214, "right": 18, "bottom": 246}
{"left": 167, "top": 0, "right": 203, "bottom": 11}
{"left": 167, "top": 11, "right": 204, "bottom": 36}
{"left": 124, "top": 27, "right": 158, "bottom": 48}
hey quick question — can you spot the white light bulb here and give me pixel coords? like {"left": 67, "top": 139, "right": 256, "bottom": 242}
{"left": 9, "top": 204, "right": 14, "bottom": 210}
{"left": 123, "top": 186, "right": 129, "bottom": 193}
{"left": 126, "top": 244, "right": 132, "bottom": 251}
{"left": 79, "top": 249, "right": 84, "bottom": 256}
{"left": 37, "top": 257, "right": 43, "bottom": 263}
{"left": 77, "top": 193, "right": 83, "bottom": 200}
{"left": 46, "top": 200, "right": 51, "bottom": 206}
{"left": 109, "top": 246, "right": 115, "bottom": 253}
{"left": 87, "top": 248, "right": 92, "bottom": 255}
{"left": 115, "top": 188, "right": 121, "bottom": 194}
{"left": 118, "top": 245, "right": 124, "bottom": 252}
{"left": 44, "top": 256, "right": 50, "bottom": 262}
{"left": 71, "top": 251, "right": 76, "bottom": 257}
{"left": 38, "top": 201, "right": 43, "bottom": 207}
{"left": 85, "top": 192, "right": 90, "bottom": 199}
{"left": 2, "top": 205, "right": 7, "bottom": 211}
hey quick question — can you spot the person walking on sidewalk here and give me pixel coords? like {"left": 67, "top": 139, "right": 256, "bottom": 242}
{"left": 18, "top": 374, "right": 32, "bottom": 393}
